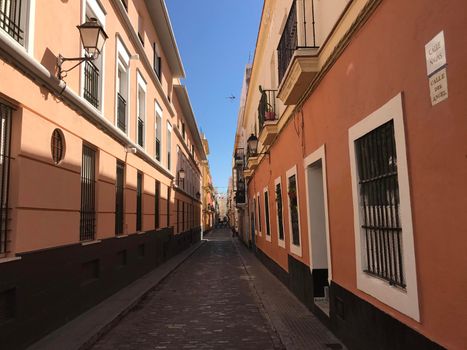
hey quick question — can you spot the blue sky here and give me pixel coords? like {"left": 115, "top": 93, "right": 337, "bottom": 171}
{"left": 166, "top": 0, "right": 263, "bottom": 193}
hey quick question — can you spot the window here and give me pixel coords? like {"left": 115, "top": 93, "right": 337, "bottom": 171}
{"left": 286, "top": 166, "right": 301, "bottom": 256}
{"left": 83, "top": 1, "right": 105, "bottom": 110}
{"left": 274, "top": 178, "right": 285, "bottom": 247}
{"left": 176, "top": 199, "right": 180, "bottom": 233}
{"left": 137, "top": 73, "right": 146, "bottom": 148}
{"left": 182, "top": 122, "right": 185, "bottom": 140}
{"left": 136, "top": 172, "right": 142, "bottom": 232}
{"left": 51, "top": 129, "right": 65, "bottom": 165}
{"left": 191, "top": 145, "right": 194, "bottom": 157}
{"left": 153, "top": 42, "right": 162, "bottom": 80}
{"left": 115, "top": 161, "right": 125, "bottom": 235}
{"left": 264, "top": 188, "right": 271, "bottom": 241}
{"left": 166, "top": 186, "right": 171, "bottom": 227}
{"left": 0, "top": 103, "right": 12, "bottom": 254}
{"left": 349, "top": 93, "right": 419, "bottom": 321}
{"left": 137, "top": 12, "right": 144, "bottom": 45}
{"left": 257, "top": 193, "right": 262, "bottom": 235}
{"left": 80, "top": 145, "right": 96, "bottom": 241}
{"left": 166, "top": 122, "right": 172, "bottom": 170}
{"left": 116, "top": 37, "right": 129, "bottom": 133}
{"left": 0, "top": 0, "right": 29, "bottom": 46}
{"left": 155, "top": 101, "right": 162, "bottom": 161}
{"left": 155, "top": 180, "right": 160, "bottom": 229}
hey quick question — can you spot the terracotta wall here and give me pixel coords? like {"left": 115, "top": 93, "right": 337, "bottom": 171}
{"left": 248, "top": 0, "right": 467, "bottom": 348}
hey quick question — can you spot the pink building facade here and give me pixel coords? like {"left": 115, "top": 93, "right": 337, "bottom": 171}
{"left": 0, "top": 0, "right": 207, "bottom": 348}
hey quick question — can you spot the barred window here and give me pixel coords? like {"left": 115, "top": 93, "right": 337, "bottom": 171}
{"left": 0, "top": 103, "right": 12, "bottom": 254}
{"left": 275, "top": 183, "right": 284, "bottom": 241}
{"left": 80, "top": 145, "right": 96, "bottom": 241}
{"left": 51, "top": 129, "right": 65, "bottom": 164}
{"left": 288, "top": 174, "right": 300, "bottom": 246}
{"left": 355, "top": 120, "right": 405, "bottom": 288}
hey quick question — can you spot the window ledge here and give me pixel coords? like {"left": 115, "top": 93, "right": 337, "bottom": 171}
{"left": 116, "top": 234, "right": 128, "bottom": 239}
{"left": 81, "top": 240, "right": 102, "bottom": 246}
{"left": 0, "top": 256, "right": 22, "bottom": 264}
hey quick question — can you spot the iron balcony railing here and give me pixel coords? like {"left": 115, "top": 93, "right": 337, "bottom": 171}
{"left": 277, "top": 0, "right": 318, "bottom": 83}
{"left": 84, "top": 60, "right": 100, "bottom": 109}
{"left": 137, "top": 117, "right": 144, "bottom": 147}
{"left": 0, "top": 0, "right": 25, "bottom": 45}
{"left": 117, "top": 93, "right": 127, "bottom": 133}
{"left": 258, "top": 88, "right": 277, "bottom": 131}
{"left": 235, "top": 190, "right": 246, "bottom": 205}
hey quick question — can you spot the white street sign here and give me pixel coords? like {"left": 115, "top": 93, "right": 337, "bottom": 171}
{"left": 429, "top": 67, "right": 448, "bottom": 106}
{"left": 425, "top": 31, "right": 447, "bottom": 76}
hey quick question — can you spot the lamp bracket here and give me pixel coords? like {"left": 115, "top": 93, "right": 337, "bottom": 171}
{"left": 57, "top": 53, "right": 96, "bottom": 80}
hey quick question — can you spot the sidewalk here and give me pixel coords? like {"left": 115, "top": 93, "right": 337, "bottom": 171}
{"left": 28, "top": 241, "right": 206, "bottom": 350}
{"left": 234, "top": 238, "right": 346, "bottom": 350}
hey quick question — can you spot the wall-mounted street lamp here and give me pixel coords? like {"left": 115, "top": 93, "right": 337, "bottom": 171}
{"left": 247, "top": 133, "right": 259, "bottom": 156}
{"left": 178, "top": 168, "right": 185, "bottom": 186}
{"left": 57, "top": 18, "right": 108, "bottom": 80}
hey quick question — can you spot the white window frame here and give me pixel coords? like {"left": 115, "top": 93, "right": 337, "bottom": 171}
{"left": 256, "top": 192, "right": 262, "bottom": 237}
{"left": 81, "top": 0, "right": 106, "bottom": 113}
{"left": 154, "top": 100, "right": 162, "bottom": 162}
{"left": 166, "top": 121, "right": 172, "bottom": 171}
{"left": 0, "top": 0, "right": 35, "bottom": 53}
{"left": 286, "top": 165, "right": 302, "bottom": 257}
{"left": 136, "top": 70, "right": 147, "bottom": 149}
{"left": 274, "top": 176, "right": 285, "bottom": 248}
{"left": 303, "top": 144, "right": 332, "bottom": 281}
{"left": 263, "top": 186, "right": 271, "bottom": 242}
{"left": 348, "top": 93, "right": 419, "bottom": 321}
{"left": 115, "top": 36, "right": 130, "bottom": 136}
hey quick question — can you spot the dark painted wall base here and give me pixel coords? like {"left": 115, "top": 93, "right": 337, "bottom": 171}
{"left": 329, "top": 282, "right": 445, "bottom": 350}
{"left": 254, "top": 247, "right": 444, "bottom": 350}
{"left": 0, "top": 227, "right": 201, "bottom": 350}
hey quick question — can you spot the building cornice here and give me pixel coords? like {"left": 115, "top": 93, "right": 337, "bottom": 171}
{"left": 0, "top": 32, "right": 174, "bottom": 180}
{"left": 144, "top": 0, "right": 185, "bottom": 78}
{"left": 173, "top": 84, "right": 206, "bottom": 160}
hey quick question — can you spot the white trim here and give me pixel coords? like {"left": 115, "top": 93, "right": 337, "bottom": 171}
{"left": 286, "top": 165, "right": 302, "bottom": 257}
{"left": 256, "top": 192, "right": 262, "bottom": 237}
{"left": 274, "top": 176, "right": 286, "bottom": 248}
{"left": 303, "top": 144, "right": 332, "bottom": 282}
{"left": 348, "top": 93, "right": 420, "bottom": 322}
{"left": 136, "top": 70, "right": 147, "bottom": 150}
{"left": 115, "top": 36, "right": 131, "bottom": 137}
{"left": 116, "top": 36, "right": 130, "bottom": 66}
{"left": 26, "top": 0, "right": 35, "bottom": 54}
{"left": 86, "top": 0, "right": 106, "bottom": 26}
{"left": 263, "top": 186, "right": 271, "bottom": 242}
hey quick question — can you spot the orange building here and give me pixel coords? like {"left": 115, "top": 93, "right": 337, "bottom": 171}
{"left": 0, "top": 0, "right": 207, "bottom": 348}
{"left": 232, "top": 1, "right": 467, "bottom": 349}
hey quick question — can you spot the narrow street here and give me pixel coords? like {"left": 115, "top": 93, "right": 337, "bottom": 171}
{"left": 90, "top": 229, "right": 344, "bottom": 350}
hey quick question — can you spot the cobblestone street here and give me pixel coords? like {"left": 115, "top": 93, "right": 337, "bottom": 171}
{"left": 90, "top": 228, "right": 343, "bottom": 350}
{"left": 91, "top": 229, "right": 283, "bottom": 350}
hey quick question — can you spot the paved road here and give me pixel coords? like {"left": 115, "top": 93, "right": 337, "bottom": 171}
{"left": 91, "top": 229, "right": 284, "bottom": 350}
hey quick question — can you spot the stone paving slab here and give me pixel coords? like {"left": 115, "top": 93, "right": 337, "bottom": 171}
{"left": 234, "top": 238, "right": 346, "bottom": 350}
{"left": 28, "top": 241, "right": 206, "bottom": 350}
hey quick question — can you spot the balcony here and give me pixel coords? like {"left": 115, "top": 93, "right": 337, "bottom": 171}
{"left": 137, "top": 117, "right": 144, "bottom": 147}
{"left": 234, "top": 148, "right": 245, "bottom": 168}
{"left": 277, "top": 0, "right": 320, "bottom": 105}
{"left": 243, "top": 168, "right": 253, "bottom": 180}
{"left": 247, "top": 154, "right": 259, "bottom": 171}
{"left": 84, "top": 61, "right": 100, "bottom": 109}
{"left": 117, "top": 93, "right": 127, "bottom": 133}
{"left": 0, "top": 0, "right": 25, "bottom": 45}
{"left": 258, "top": 88, "right": 279, "bottom": 147}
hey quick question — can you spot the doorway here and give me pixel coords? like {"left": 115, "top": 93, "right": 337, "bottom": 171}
{"left": 305, "top": 148, "right": 331, "bottom": 316}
